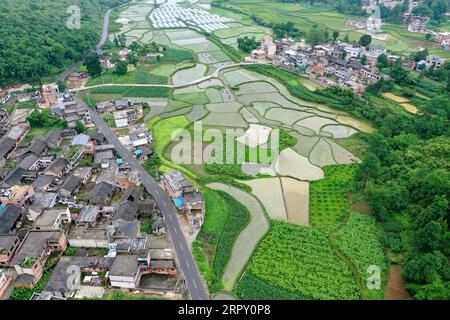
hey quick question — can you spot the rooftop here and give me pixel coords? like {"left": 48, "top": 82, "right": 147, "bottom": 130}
{"left": 12, "top": 231, "right": 63, "bottom": 265}
{"left": 109, "top": 254, "right": 138, "bottom": 277}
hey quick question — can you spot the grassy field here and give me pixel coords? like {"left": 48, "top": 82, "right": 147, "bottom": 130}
{"left": 152, "top": 115, "right": 191, "bottom": 155}
{"left": 88, "top": 86, "right": 170, "bottom": 98}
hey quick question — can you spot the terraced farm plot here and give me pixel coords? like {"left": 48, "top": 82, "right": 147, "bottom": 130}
{"left": 202, "top": 112, "right": 249, "bottom": 128}
{"left": 187, "top": 105, "right": 208, "bottom": 122}
{"left": 152, "top": 116, "right": 191, "bottom": 155}
{"left": 236, "top": 81, "right": 278, "bottom": 95}
{"left": 337, "top": 115, "right": 374, "bottom": 133}
{"left": 140, "top": 31, "right": 154, "bottom": 43}
{"left": 327, "top": 139, "right": 361, "bottom": 165}
{"left": 265, "top": 109, "right": 314, "bottom": 126}
{"left": 239, "top": 221, "right": 360, "bottom": 300}
{"left": 198, "top": 79, "right": 224, "bottom": 89}
{"left": 281, "top": 177, "right": 310, "bottom": 226}
{"left": 205, "top": 102, "right": 243, "bottom": 113}
{"left": 309, "top": 138, "right": 337, "bottom": 168}
{"left": 295, "top": 116, "right": 339, "bottom": 135}
{"left": 206, "top": 88, "right": 224, "bottom": 103}
{"left": 275, "top": 148, "right": 324, "bottom": 181}
{"left": 291, "top": 133, "right": 320, "bottom": 157}
{"left": 321, "top": 125, "right": 358, "bottom": 139}
{"left": 242, "top": 178, "right": 288, "bottom": 222}
{"left": 223, "top": 69, "right": 265, "bottom": 87}
{"left": 207, "top": 183, "right": 269, "bottom": 290}
{"left": 236, "top": 124, "right": 272, "bottom": 149}
{"left": 240, "top": 108, "right": 259, "bottom": 123}
{"left": 251, "top": 102, "right": 280, "bottom": 116}
{"left": 292, "top": 124, "right": 316, "bottom": 137}
{"left": 172, "top": 64, "right": 208, "bottom": 86}
{"left": 237, "top": 92, "right": 302, "bottom": 110}
{"left": 183, "top": 41, "right": 222, "bottom": 53}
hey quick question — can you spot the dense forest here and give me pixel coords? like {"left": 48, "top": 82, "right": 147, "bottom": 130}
{"left": 326, "top": 72, "right": 450, "bottom": 299}
{"left": 0, "top": 0, "right": 127, "bottom": 87}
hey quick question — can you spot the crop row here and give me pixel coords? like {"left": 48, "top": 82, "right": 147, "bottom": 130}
{"left": 245, "top": 221, "right": 360, "bottom": 300}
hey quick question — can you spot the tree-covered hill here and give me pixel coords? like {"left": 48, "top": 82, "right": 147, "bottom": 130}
{"left": 0, "top": 0, "right": 127, "bottom": 87}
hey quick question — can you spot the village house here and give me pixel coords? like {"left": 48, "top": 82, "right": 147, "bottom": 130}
{"left": 89, "top": 181, "right": 115, "bottom": 205}
{"left": 1, "top": 184, "right": 35, "bottom": 208}
{"left": 44, "top": 158, "right": 70, "bottom": 178}
{"left": 12, "top": 230, "right": 67, "bottom": 286}
{"left": 426, "top": 55, "right": 445, "bottom": 68}
{"left": 96, "top": 101, "right": 115, "bottom": 114}
{"left": 67, "top": 72, "right": 89, "bottom": 89}
{"left": 43, "top": 256, "right": 113, "bottom": 298}
{"left": 72, "top": 167, "right": 92, "bottom": 185}
{"left": 0, "top": 205, "right": 22, "bottom": 234}
{"left": 118, "top": 48, "right": 132, "bottom": 61}
{"left": 27, "top": 192, "right": 58, "bottom": 221}
{"left": 0, "top": 234, "right": 21, "bottom": 266}
{"left": 34, "top": 208, "right": 71, "bottom": 231}
{"left": 32, "top": 174, "right": 58, "bottom": 192}
{"left": 41, "top": 83, "right": 59, "bottom": 108}
{"left": 59, "top": 175, "right": 82, "bottom": 197}
{"left": 160, "top": 171, "right": 205, "bottom": 231}
{"left": 0, "top": 269, "right": 13, "bottom": 298}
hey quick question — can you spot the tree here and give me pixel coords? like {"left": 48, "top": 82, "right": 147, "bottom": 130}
{"left": 360, "top": 54, "right": 367, "bottom": 65}
{"left": 343, "top": 33, "right": 350, "bottom": 42}
{"left": 115, "top": 61, "right": 128, "bottom": 75}
{"left": 305, "top": 26, "right": 325, "bottom": 45}
{"left": 237, "top": 36, "right": 259, "bottom": 53}
{"left": 332, "top": 30, "right": 340, "bottom": 41}
{"left": 357, "top": 152, "right": 380, "bottom": 188}
{"left": 359, "top": 34, "right": 372, "bottom": 47}
{"left": 74, "top": 120, "right": 87, "bottom": 134}
{"left": 57, "top": 80, "right": 66, "bottom": 93}
{"left": 84, "top": 54, "right": 102, "bottom": 76}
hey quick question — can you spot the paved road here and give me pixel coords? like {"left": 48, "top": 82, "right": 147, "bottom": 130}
{"left": 88, "top": 105, "right": 209, "bottom": 300}
{"left": 58, "top": 1, "right": 132, "bottom": 82}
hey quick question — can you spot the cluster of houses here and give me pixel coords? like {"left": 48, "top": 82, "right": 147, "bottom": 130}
{"left": 0, "top": 98, "right": 184, "bottom": 299}
{"left": 249, "top": 35, "right": 446, "bottom": 93}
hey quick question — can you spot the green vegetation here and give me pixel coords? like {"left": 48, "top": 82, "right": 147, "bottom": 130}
{"left": 140, "top": 217, "right": 152, "bottom": 234}
{"left": 10, "top": 269, "right": 53, "bottom": 300}
{"left": 0, "top": 0, "right": 128, "bottom": 86}
{"left": 89, "top": 86, "right": 170, "bottom": 97}
{"left": 87, "top": 64, "right": 168, "bottom": 86}
{"left": 205, "top": 33, "right": 242, "bottom": 62}
{"left": 64, "top": 247, "right": 80, "bottom": 257}
{"left": 26, "top": 109, "right": 67, "bottom": 129}
{"left": 235, "top": 272, "right": 301, "bottom": 300}
{"left": 237, "top": 221, "right": 360, "bottom": 300}
{"left": 212, "top": 191, "right": 251, "bottom": 277}
{"left": 16, "top": 100, "right": 37, "bottom": 109}
{"left": 237, "top": 36, "right": 259, "bottom": 53}
{"left": 335, "top": 212, "right": 389, "bottom": 300}
{"left": 152, "top": 116, "right": 191, "bottom": 155}
{"left": 103, "top": 292, "right": 163, "bottom": 300}
{"left": 310, "top": 165, "right": 358, "bottom": 227}
{"left": 65, "top": 145, "right": 82, "bottom": 160}
{"left": 194, "top": 189, "right": 250, "bottom": 292}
